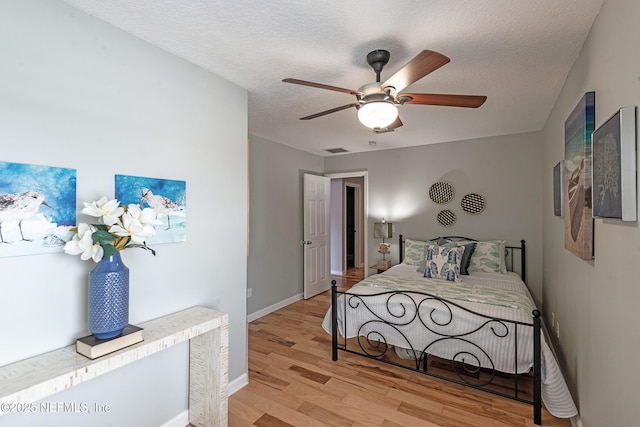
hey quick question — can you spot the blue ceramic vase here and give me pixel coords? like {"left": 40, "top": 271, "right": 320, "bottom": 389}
{"left": 88, "top": 251, "right": 129, "bottom": 339}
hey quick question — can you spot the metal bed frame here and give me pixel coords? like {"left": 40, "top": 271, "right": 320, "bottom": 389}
{"left": 330, "top": 235, "right": 542, "bottom": 425}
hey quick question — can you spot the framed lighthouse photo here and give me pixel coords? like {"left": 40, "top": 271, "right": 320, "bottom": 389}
{"left": 0, "top": 161, "right": 76, "bottom": 258}
{"left": 115, "top": 174, "right": 186, "bottom": 244}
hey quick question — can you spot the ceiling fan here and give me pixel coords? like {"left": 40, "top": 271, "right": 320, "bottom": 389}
{"left": 283, "top": 49, "right": 487, "bottom": 133}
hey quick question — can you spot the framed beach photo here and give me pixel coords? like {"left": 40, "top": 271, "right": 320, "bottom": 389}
{"left": 564, "top": 92, "right": 595, "bottom": 260}
{"left": 591, "top": 106, "right": 637, "bottom": 221}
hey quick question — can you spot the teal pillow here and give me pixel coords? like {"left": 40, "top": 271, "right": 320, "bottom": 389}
{"left": 437, "top": 238, "right": 476, "bottom": 275}
{"left": 466, "top": 240, "right": 506, "bottom": 274}
{"left": 403, "top": 239, "right": 427, "bottom": 266}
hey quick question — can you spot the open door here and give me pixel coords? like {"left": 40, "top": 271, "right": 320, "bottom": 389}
{"left": 302, "top": 173, "right": 331, "bottom": 299}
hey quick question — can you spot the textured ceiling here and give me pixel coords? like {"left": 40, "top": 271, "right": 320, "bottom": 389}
{"left": 62, "top": 0, "right": 603, "bottom": 156}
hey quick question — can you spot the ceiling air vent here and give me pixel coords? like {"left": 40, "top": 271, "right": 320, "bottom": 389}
{"left": 325, "top": 148, "right": 349, "bottom": 154}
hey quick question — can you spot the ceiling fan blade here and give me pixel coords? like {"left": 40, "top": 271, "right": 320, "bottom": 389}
{"left": 299, "top": 103, "right": 359, "bottom": 120}
{"left": 283, "top": 78, "right": 360, "bottom": 96}
{"left": 402, "top": 93, "right": 487, "bottom": 108}
{"left": 374, "top": 117, "right": 403, "bottom": 134}
{"left": 381, "top": 50, "right": 450, "bottom": 93}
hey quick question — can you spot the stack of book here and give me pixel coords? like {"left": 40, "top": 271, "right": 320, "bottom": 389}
{"left": 76, "top": 325, "right": 144, "bottom": 359}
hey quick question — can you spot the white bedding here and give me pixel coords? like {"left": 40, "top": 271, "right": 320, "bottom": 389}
{"left": 322, "top": 264, "right": 577, "bottom": 418}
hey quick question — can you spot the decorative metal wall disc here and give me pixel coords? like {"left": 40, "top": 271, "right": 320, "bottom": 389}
{"left": 429, "top": 181, "right": 454, "bottom": 204}
{"left": 461, "top": 193, "right": 486, "bottom": 214}
{"left": 437, "top": 209, "right": 456, "bottom": 227}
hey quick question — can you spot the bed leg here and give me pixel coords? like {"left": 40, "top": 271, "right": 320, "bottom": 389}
{"left": 331, "top": 280, "right": 338, "bottom": 361}
{"left": 533, "top": 309, "right": 542, "bottom": 425}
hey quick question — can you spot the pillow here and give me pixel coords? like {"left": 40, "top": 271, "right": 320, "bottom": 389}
{"left": 466, "top": 240, "right": 506, "bottom": 274}
{"left": 413, "top": 240, "right": 433, "bottom": 273}
{"left": 423, "top": 244, "right": 465, "bottom": 282}
{"left": 437, "top": 238, "right": 476, "bottom": 275}
{"left": 499, "top": 241, "right": 507, "bottom": 273}
{"left": 402, "top": 239, "right": 427, "bottom": 266}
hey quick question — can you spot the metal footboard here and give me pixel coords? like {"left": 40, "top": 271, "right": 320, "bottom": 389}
{"left": 330, "top": 281, "right": 542, "bottom": 425}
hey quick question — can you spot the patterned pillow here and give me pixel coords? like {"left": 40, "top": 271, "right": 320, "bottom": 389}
{"left": 423, "top": 244, "right": 465, "bottom": 282}
{"left": 436, "top": 238, "right": 477, "bottom": 275}
{"left": 402, "top": 239, "right": 427, "bottom": 266}
{"left": 499, "top": 241, "right": 507, "bottom": 273}
{"left": 466, "top": 240, "right": 506, "bottom": 274}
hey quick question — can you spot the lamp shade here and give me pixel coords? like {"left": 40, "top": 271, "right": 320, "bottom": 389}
{"left": 358, "top": 101, "right": 398, "bottom": 129}
{"left": 373, "top": 222, "right": 393, "bottom": 239}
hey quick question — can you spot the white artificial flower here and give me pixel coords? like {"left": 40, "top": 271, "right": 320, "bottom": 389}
{"left": 81, "top": 197, "right": 124, "bottom": 226}
{"left": 66, "top": 198, "right": 158, "bottom": 261}
{"left": 109, "top": 205, "right": 157, "bottom": 245}
{"left": 136, "top": 206, "right": 163, "bottom": 228}
{"left": 63, "top": 223, "right": 104, "bottom": 262}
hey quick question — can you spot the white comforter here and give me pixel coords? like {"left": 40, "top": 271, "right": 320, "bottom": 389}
{"left": 322, "top": 264, "right": 577, "bottom": 418}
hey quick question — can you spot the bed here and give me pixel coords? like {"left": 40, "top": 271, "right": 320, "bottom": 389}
{"left": 322, "top": 235, "right": 576, "bottom": 425}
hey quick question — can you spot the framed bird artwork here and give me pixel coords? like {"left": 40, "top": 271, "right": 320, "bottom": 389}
{"left": 0, "top": 161, "right": 76, "bottom": 257}
{"left": 115, "top": 174, "right": 186, "bottom": 244}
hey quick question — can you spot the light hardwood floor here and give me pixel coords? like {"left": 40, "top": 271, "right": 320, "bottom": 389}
{"left": 227, "top": 268, "right": 571, "bottom": 426}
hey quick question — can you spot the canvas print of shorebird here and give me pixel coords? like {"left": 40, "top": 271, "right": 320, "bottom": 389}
{"left": 0, "top": 161, "right": 76, "bottom": 258}
{"left": 115, "top": 174, "right": 186, "bottom": 244}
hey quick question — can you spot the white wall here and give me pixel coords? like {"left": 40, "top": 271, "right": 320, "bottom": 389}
{"left": 541, "top": 0, "right": 640, "bottom": 425}
{"left": 325, "top": 133, "right": 544, "bottom": 302}
{"left": 0, "top": 1, "right": 248, "bottom": 426}
{"left": 247, "top": 131, "right": 543, "bottom": 311}
{"left": 247, "top": 135, "right": 323, "bottom": 316}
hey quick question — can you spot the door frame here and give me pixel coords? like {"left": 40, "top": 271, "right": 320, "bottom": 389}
{"left": 344, "top": 181, "right": 363, "bottom": 269}
{"left": 326, "top": 171, "right": 369, "bottom": 278}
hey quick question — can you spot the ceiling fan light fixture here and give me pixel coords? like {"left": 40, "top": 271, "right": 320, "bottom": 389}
{"left": 357, "top": 101, "right": 398, "bottom": 129}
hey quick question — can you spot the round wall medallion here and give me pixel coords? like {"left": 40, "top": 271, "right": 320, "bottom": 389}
{"left": 429, "top": 181, "right": 454, "bottom": 204}
{"left": 437, "top": 209, "right": 456, "bottom": 227}
{"left": 461, "top": 193, "right": 486, "bottom": 214}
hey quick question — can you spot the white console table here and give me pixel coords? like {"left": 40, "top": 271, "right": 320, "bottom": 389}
{"left": 0, "top": 306, "right": 229, "bottom": 427}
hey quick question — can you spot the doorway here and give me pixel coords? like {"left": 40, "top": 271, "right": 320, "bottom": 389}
{"left": 326, "top": 172, "right": 367, "bottom": 277}
{"left": 346, "top": 186, "right": 355, "bottom": 268}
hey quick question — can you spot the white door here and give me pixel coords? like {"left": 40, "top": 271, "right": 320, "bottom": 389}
{"left": 303, "top": 173, "right": 331, "bottom": 299}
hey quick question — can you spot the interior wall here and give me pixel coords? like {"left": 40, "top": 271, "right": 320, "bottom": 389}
{"left": 324, "top": 132, "right": 544, "bottom": 303}
{"left": 247, "top": 134, "right": 323, "bottom": 316}
{"left": 0, "top": 1, "right": 248, "bottom": 426}
{"left": 540, "top": 0, "right": 639, "bottom": 425}
{"left": 330, "top": 179, "right": 344, "bottom": 274}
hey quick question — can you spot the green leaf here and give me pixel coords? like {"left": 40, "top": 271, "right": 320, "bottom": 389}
{"left": 92, "top": 229, "right": 116, "bottom": 245}
{"left": 101, "top": 244, "right": 118, "bottom": 258}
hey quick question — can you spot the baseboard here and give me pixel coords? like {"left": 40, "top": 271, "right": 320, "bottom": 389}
{"left": 159, "top": 374, "right": 249, "bottom": 427}
{"left": 247, "top": 293, "right": 303, "bottom": 322}
{"left": 159, "top": 410, "right": 188, "bottom": 427}
{"left": 331, "top": 269, "right": 345, "bottom": 275}
{"left": 571, "top": 415, "right": 583, "bottom": 427}
{"left": 229, "top": 373, "right": 249, "bottom": 395}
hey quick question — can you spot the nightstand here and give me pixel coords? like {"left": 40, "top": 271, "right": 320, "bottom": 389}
{"left": 370, "top": 264, "right": 391, "bottom": 274}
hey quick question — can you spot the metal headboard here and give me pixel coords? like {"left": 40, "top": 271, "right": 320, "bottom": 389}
{"left": 398, "top": 234, "right": 527, "bottom": 283}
